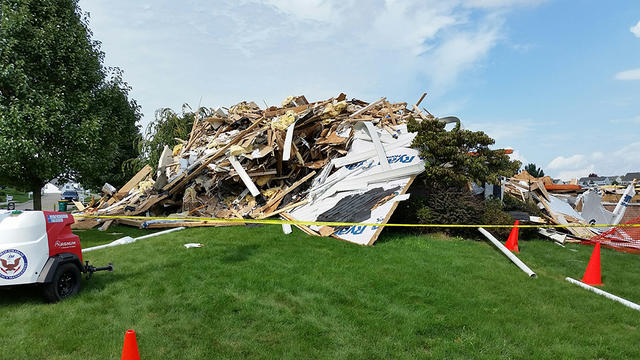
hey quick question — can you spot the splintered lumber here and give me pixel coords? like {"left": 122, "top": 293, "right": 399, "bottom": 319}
{"left": 415, "top": 92, "right": 427, "bottom": 107}
{"left": 144, "top": 221, "right": 245, "bottom": 229}
{"left": 281, "top": 212, "right": 319, "bottom": 236}
{"left": 115, "top": 218, "right": 145, "bottom": 228}
{"left": 258, "top": 199, "right": 309, "bottom": 219}
{"left": 98, "top": 219, "right": 114, "bottom": 231}
{"left": 350, "top": 97, "right": 385, "bottom": 118}
{"left": 77, "top": 93, "right": 428, "bottom": 243}
{"left": 73, "top": 201, "right": 85, "bottom": 211}
{"left": 114, "top": 165, "right": 153, "bottom": 200}
{"left": 164, "top": 118, "right": 265, "bottom": 194}
{"left": 71, "top": 218, "right": 100, "bottom": 230}
{"left": 262, "top": 171, "right": 316, "bottom": 210}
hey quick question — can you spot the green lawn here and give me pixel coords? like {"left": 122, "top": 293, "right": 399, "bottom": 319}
{"left": 1, "top": 226, "right": 639, "bottom": 359}
{"left": 0, "top": 187, "right": 31, "bottom": 207}
{"left": 74, "top": 225, "right": 162, "bottom": 249}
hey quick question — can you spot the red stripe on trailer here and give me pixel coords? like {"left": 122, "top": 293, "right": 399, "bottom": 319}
{"left": 42, "top": 211, "right": 83, "bottom": 262}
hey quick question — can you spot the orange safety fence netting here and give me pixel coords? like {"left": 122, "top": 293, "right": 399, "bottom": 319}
{"left": 585, "top": 217, "right": 640, "bottom": 253}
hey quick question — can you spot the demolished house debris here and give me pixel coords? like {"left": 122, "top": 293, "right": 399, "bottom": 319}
{"left": 73, "top": 92, "right": 640, "bottom": 248}
{"left": 504, "top": 170, "right": 639, "bottom": 249}
{"left": 74, "top": 94, "right": 430, "bottom": 245}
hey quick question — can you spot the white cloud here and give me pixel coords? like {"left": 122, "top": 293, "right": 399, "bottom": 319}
{"left": 631, "top": 20, "right": 640, "bottom": 38}
{"left": 464, "top": 119, "right": 535, "bottom": 142}
{"left": 79, "top": 0, "right": 545, "bottom": 127}
{"left": 614, "top": 68, "right": 640, "bottom": 80}
{"left": 546, "top": 142, "right": 640, "bottom": 180}
{"left": 509, "top": 150, "right": 528, "bottom": 166}
{"left": 424, "top": 20, "right": 502, "bottom": 87}
{"left": 464, "top": 0, "right": 545, "bottom": 8}
{"left": 547, "top": 154, "right": 586, "bottom": 170}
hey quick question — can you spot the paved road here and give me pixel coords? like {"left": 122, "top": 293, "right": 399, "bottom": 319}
{"left": 15, "top": 193, "right": 61, "bottom": 211}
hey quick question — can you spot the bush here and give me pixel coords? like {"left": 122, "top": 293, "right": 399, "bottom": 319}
{"left": 481, "top": 198, "right": 516, "bottom": 239}
{"left": 392, "top": 181, "right": 484, "bottom": 238}
{"left": 392, "top": 117, "right": 522, "bottom": 239}
{"left": 393, "top": 179, "right": 535, "bottom": 240}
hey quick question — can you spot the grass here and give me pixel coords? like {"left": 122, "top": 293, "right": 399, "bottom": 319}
{"left": 1, "top": 225, "right": 639, "bottom": 359}
{"left": 0, "top": 186, "right": 31, "bottom": 207}
{"left": 74, "top": 225, "right": 162, "bottom": 249}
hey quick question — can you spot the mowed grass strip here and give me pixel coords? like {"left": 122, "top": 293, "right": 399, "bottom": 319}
{"left": 1, "top": 225, "right": 639, "bottom": 359}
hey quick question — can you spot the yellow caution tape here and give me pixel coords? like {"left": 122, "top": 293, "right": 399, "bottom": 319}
{"left": 72, "top": 214, "right": 640, "bottom": 229}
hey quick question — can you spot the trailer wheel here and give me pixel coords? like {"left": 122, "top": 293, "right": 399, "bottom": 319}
{"left": 43, "top": 263, "right": 82, "bottom": 302}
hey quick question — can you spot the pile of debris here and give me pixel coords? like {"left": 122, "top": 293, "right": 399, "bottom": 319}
{"left": 74, "top": 94, "right": 431, "bottom": 245}
{"left": 504, "top": 170, "right": 638, "bottom": 246}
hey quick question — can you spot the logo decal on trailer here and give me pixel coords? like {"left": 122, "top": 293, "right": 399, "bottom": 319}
{"left": 47, "top": 214, "right": 69, "bottom": 223}
{"left": 0, "top": 249, "right": 28, "bottom": 280}
{"left": 54, "top": 240, "right": 77, "bottom": 249}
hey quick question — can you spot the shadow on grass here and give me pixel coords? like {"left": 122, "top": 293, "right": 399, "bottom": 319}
{"left": 221, "top": 244, "right": 260, "bottom": 263}
{"left": 0, "top": 285, "right": 44, "bottom": 306}
{"left": 0, "top": 271, "right": 129, "bottom": 306}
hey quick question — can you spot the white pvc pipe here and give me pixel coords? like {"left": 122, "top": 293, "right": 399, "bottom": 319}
{"left": 134, "top": 226, "right": 186, "bottom": 240}
{"left": 82, "top": 227, "right": 186, "bottom": 253}
{"left": 565, "top": 277, "right": 640, "bottom": 311}
{"left": 478, "top": 227, "right": 537, "bottom": 278}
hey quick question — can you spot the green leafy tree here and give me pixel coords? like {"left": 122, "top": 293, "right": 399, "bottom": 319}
{"left": 393, "top": 118, "right": 521, "bottom": 236}
{"left": 524, "top": 163, "right": 545, "bottom": 178}
{"left": 0, "top": 0, "right": 141, "bottom": 209}
{"left": 142, "top": 106, "right": 196, "bottom": 170}
{"left": 74, "top": 69, "right": 143, "bottom": 189}
{"left": 408, "top": 118, "right": 521, "bottom": 188}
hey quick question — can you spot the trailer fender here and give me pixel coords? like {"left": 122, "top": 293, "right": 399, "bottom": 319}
{"left": 36, "top": 253, "right": 83, "bottom": 284}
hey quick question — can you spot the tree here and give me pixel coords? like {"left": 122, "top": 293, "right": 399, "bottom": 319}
{"left": 73, "top": 69, "right": 143, "bottom": 189}
{"left": 408, "top": 118, "right": 521, "bottom": 188}
{"left": 524, "top": 163, "right": 545, "bottom": 178}
{"left": 142, "top": 106, "right": 197, "bottom": 170}
{"left": 393, "top": 118, "right": 521, "bottom": 237}
{"left": 588, "top": 173, "right": 598, "bottom": 178}
{"left": 0, "top": 0, "right": 141, "bottom": 209}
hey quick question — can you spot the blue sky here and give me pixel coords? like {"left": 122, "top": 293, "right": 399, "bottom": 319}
{"left": 78, "top": 0, "right": 640, "bottom": 180}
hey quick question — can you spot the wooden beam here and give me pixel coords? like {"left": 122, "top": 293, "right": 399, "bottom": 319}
{"left": 263, "top": 171, "right": 316, "bottom": 210}
{"left": 114, "top": 165, "right": 153, "bottom": 200}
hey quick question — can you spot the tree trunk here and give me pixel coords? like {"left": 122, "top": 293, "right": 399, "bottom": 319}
{"left": 32, "top": 184, "right": 42, "bottom": 210}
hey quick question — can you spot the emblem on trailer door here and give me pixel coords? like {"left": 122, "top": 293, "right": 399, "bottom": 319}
{"left": 0, "top": 249, "right": 28, "bottom": 280}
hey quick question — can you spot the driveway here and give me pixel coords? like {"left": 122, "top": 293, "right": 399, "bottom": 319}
{"left": 14, "top": 193, "right": 62, "bottom": 211}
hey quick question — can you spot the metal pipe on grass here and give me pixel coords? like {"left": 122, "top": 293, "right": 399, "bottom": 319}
{"left": 478, "top": 227, "right": 537, "bottom": 278}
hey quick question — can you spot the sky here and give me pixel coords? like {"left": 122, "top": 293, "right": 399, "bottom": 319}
{"left": 78, "top": 0, "right": 640, "bottom": 181}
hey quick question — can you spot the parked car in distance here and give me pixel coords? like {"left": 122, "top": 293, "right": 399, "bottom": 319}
{"left": 61, "top": 190, "right": 79, "bottom": 202}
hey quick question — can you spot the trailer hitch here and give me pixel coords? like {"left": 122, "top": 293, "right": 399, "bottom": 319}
{"left": 84, "top": 261, "right": 114, "bottom": 280}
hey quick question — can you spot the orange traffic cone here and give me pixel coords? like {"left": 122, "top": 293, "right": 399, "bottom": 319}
{"left": 505, "top": 220, "right": 519, "bottom": 253}
{"left": 581, "top": 242, "right": 602, "bottom": 286}
{"left": 121, "top": 329, "right": 141, "bottom": 360}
